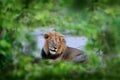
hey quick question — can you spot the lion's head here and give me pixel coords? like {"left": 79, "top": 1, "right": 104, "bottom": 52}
{"left": 43, "top": 31, "right": 66, "bottom": 55}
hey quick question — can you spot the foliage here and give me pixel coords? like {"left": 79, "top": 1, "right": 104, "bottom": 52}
{"left": 0, "top": 56, "right": 120, "bottom": 80}
{"left": 0, "top": 0, "right": 120, "bottom": 79}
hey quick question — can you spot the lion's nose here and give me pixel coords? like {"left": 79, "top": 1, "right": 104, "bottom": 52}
{"left": 54, "top": 47, "right": 57, "bottom": 49}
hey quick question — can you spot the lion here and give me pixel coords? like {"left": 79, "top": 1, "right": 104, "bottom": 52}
{"left": 41, "top": 31, "right": 86, "bottom": 63}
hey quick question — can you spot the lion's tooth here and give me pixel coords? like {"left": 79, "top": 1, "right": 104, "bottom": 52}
{"left": 50, "top": 50, "right": 56, "bottom": 54}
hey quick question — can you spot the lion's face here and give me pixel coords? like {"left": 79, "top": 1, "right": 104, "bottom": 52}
{"left": 44, "top": 31, "right": 66, "bottom": 55}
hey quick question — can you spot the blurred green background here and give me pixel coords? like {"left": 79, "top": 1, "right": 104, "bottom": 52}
{"left": 0, "top": 0, "right": 120, "bottom": 80}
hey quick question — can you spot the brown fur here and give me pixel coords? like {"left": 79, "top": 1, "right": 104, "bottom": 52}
{"left": 42, "top": 31, "right": 86, "bottom": 62}
{"left": 44, "top": 31, "right": 66, "bottom": 55}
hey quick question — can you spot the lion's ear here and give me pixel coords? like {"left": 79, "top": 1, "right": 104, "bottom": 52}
{"left": 60, "top": 35, "right": 66, "bottom": 43}
{"left": 44, "top": 33, "right": 49, "bottom": 39}
{"left": 60, "top": 35, "right": 64, "bottom": 39}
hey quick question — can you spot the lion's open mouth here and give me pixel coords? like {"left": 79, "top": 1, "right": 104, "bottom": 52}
{"left": 49, "top": 50, "right": 56, "bottom": 54}
{"left": 49, "top": 49, "right": 56, "bottom": 55}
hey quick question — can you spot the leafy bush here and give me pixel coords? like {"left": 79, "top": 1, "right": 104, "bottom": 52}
{"left": 0, "top": 0, "right": 120, "bottom": 80}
